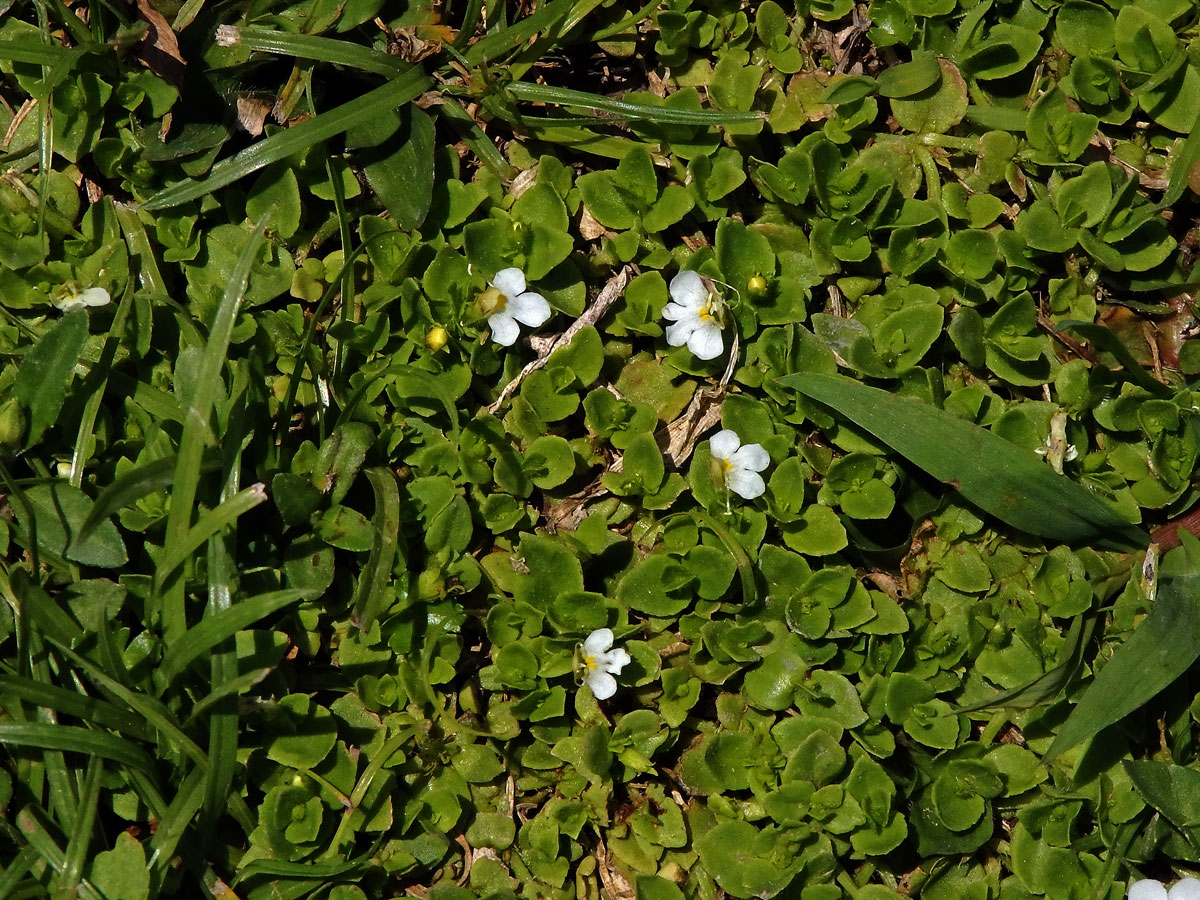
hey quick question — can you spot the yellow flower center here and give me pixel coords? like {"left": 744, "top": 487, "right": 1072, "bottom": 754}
{"left": 719, "top": 458, "right": 734, "bottom": 473}
{"left": 698, "top": 304, "right": 716, "bottom": 324}
{"left": 584, "top": 655, "right": 597, "bottom": 670}
{"left": 479, "top": 286, "right": 506, "bottom": 316}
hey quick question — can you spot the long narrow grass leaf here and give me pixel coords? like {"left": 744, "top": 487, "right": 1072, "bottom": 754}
{"left": 0, "top": 675, "right": 156, "bottom": 742}
{"left": 153, "top": 482, "right": 267, "bottom": 593}
{"left": 158, "top": 587, "right": 312, "bottom": 688}
{"left": 0, "top": 724, "right": 156, "bottom": 776}
{"left": 464, "top": 0, "right": 572, "bottom": 64}
{"left": 1057, "top": 319, "right": 1174, "bottom": 398}
{"left": 1045, "top": 566, "right": 1200, "bottom": 761}
{"left": 219, "top": 25, "right": 408, "bottom": 76}
{"left": 779, "top": 374, "right": 1149, "bottom": 549}
{"left": 507, "top": 81, "right": 765, "bottom": 124}
{"left": 77, "top": 453, "right": 220, "bottom": 545}
{"left": 183, "top": 668, "right": 271, "bottom": 726}
{"left": 160, "top": 214, "right": 271, "bottom": 644}
{"left": 351, "top": 468, "right": 401, "bottom": 631}
{"left": 58, "top": 758, "right": 101, "bottom": 895}
{"left": 141, "top": 72, "right": 430, "bottom": 210}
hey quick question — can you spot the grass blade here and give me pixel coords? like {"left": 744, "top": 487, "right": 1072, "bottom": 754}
{"left": 14, "top": 804, "right": 104, "bottom": 900}
{"left": 779, "top": 374, "right": 1149, "bottom": 549}
{"left": 182, "top": 668, "right": 270, "bottom": 726}
{"left": 141, "top": 71, "right": 430, "bottom": 211}
{"left": 0, "top": 675, "right": 156, "bottom": 742}
{"left": 1045, "top": 536, "right": 1200, "bottom": 761}
{"left": 157, "top": 587, "right": 312, "bottom": 688}
{"left": 0, "top": 723, "right": 157, "bottom": 777}
{"left": 464, "top": 0, "right": 572, "bottom": 64}
{"left": 77, "top": 453, "right": 220, "bottom": 545}
{"left": 351, "top": 467, "right": 402, "bottom": 631}
{"left": 507, "top": 81, "right": 765, "bottom": 125}
{"left": 219, "top": 25, "right": 408, "bottom": 76}
{"left": 57, "top": 758, "right": 102, "bottom": 896}
{"left": 160, "top": 213, "right": 272, "bottom": 644}
{"left": 153, "top": 482, "right": 268, "bottom": 593}
{"left": 1056, "top": 319, "right": 1174, "bottom": 398}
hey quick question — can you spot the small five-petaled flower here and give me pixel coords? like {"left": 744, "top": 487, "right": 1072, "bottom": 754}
{"left": 1129, "top": 877, "right": 1200, "bottom": 900}
{"left": 484, "top": 267, "right": 551, "bottom": 347}
{"left": 579, "top": 628, "right": 631, "bottom": 700}
{"left": 55, "top": 286, "right": 111, "bottom": 313}
{"left": 710, "top": 429, "right": 770, "bottom": 500}
{"left": 662, "top": 270, "right": 724, "bottom": 361}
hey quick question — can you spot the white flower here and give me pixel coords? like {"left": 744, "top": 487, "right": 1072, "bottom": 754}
{"left": 580, "top": 628, "right": 631, "bottom": 700}
{"left": 485, "top": 267, "right": 551, "bottom": 347}
{"left": 709, "top": 429, "right": 770, "bottom": 499}
{"left": 55, "top": 287, "right": 110, "bottom": 313}
{"left": 1130, "top": 878, "right": 1200, "bottom": 900}
{"left": 662, "top": 270, "right": 723, "bottom": 360}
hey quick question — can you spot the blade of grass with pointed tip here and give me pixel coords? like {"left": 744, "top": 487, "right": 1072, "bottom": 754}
{"left": 141, "top": 71, "right": 429, "bottom": 211}
{"left": 0, "top": 675, "right": 156, "bottom": 742}
{"left": 779, "top": 374, "right": 1149, "bottom": 549}
{"left": 506, "top": 82, "right": 766, "bottom": 125}
{"left": 1056, "top": 320, "right": 1173, "bottom": 398}
{"left": 153, "top": 482, "right": 267, "bottom": 594}
{"left": 76, "top": 453, "right": 220, "bottom": 545}
{"left": 158, "top": 587, "right": 312, "bottom": 689}
{"left": 222, "top": 26, "right": 409, "bottom": 76}
{"left": 351, "top": 468, "right": 401, "bottom": 631}
{"left": 160, "top": 214, "right": 271, "bottom": 645}
{"left": 1045, "top": 533, "right": 1200, "bottom": 761}
{"left": 464, "top": 0, "right": 572, "bottom": 65}
{"left": 183, "top": 668, "right": 270, "bottom": 727}
{"left": 952, "top": 615, "right": 1094, "bottom": 714}
{"left": 0, "top": 723, "right": 156, "bottom": 776}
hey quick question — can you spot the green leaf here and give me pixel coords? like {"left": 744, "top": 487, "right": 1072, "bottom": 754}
{"left": 12, "top": 310, "right": 88, "bottom": 448}
{"left": 778, "top": 374, "right": 1147, "bottom": 549}
{"left": 1045, "top": 564, "right": 1200, "bottom": 761}
{"left": 876, "top": 52, "right": 941, "bottom": 98}
{"left": 359, "top": 106, "right": 435, "bottom": 230}
{"left": 14, "top": 482, "right": 127, "bottom": 568}
{"left": 157, "top": 589, "right": 312, "bottom": 688}
{"left": 88, "top": 832, "right": 149, "bottom": 900}
{"left": 0, "top": 723, "right": 156, "bottom": 776}
{"left": 142, "top": 72, "right": 430, "bottom": 210}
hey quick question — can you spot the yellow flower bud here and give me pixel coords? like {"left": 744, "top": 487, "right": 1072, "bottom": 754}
{"left": 747, "top": 274, "right": 768, "bottom": 296}
{"left": 425, "top": 326, "right": 448, "bottom": 352}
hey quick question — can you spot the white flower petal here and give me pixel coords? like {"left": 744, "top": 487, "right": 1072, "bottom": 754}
{"left": 709, "top": 429, "right": 741, "bottom": 461}
{"left": 78, "top": 287, "right": 111, "bottom": 307}
{"left": 492, "top": 267, "right": 526, "bottom": 299}
{"left": 731, "top": 443, "right": 770, "bottom": 472}
{"left": 489, "top": 312, "right": 520, "bottom": 346}
{"left": 510, "top": 291, "right": 551, "bottom": 327}
{"left": 688, "top": 322, "right": 724, "bottom": 360}
{"left": 587, "top": 669, "right": 618, "bottom": 700}
{"left": 583, "top": 628, "right": 614, "bottom": 656}
{"left": 602, "top": 648, "right": 631, "bottom": 674}
{"left": 1131, "top": 881, "right": 1170, "bottom": 900}
{"left": 726, "top": 467, "right": 766, "bottom": 499}
{"left": 1170, "top": 879, "right": 1200, "bottom": 900}
{"left": 661, "top": 302, "right": 691, "bottom": 322}
{"left": 666, "top": 318, "right": 699, "bottom": 347}
{"left": 56, "top": 297, "right": 88, "bottom": 313}
{"left": 669, "top": 270, "right": 707, "bottom": 308}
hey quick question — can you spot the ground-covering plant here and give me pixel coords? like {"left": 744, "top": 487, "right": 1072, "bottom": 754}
{"left": 3, "top": 0, "right": 1200, "bottom": 897}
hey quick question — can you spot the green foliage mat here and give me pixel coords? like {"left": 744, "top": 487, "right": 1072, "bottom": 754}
{"left": 3, "top": 0, "right": 1200, "bottom": 897}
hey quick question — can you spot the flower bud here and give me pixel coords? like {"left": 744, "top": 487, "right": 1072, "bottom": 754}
{"left": 425, "top": 326, "right": 448, "bottom": 352}
{"left": 747, "top": 274, "right": 768, "bottom": 296}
